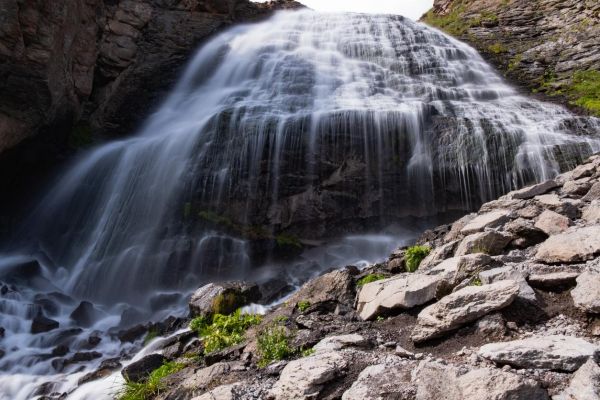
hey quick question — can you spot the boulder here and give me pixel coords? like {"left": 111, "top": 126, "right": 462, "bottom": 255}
{"left": 583, "top": 201, "right": 600, "bottom": 223}
{"left": 69, "top": 301, "right": 104, "bottom": 327}
{"left": 455, "top": 231, "right": 513, "bottom": 257}
{"left": 122, "top": 354, "right": 165, "bottom": 383}
{"left": 31, "top": 314, "right": 59, "bottom": 334}
{"left": 535, "top": 226, "right": 600, "bottom": 264}
{"left": 460, "top": 210, "right": 511, "bottom": 235}
{"left": 414, "top": 361, "right": 548, "bottom": 400}
{"left": 504, "top": 218, "right": 547, "bottom": 248}
{"left": 534, "top": 210, "right": 571, "bottom": 236}
{"left": 188, "top": 281, "right": 261, "bottom": 318}
{"left": 288, "top": 267, "right": 357, "bottom": 309}
{"left": 411, "top": 280, "right": 520, "bottom": 343}
{"left": 571, "top": 272, "right": 600, "bottom": 313}
{"left": 479, "top": 335, "right": 599, "bottom": 372}
{"left": 572, "top": 163, "right": 597, "bottom": 180}
{"left": 419, "top": 240, "right": 459, "bottom": 269}
{"left": 554, "top": 359, "right": 600, "bottom": 400}
{"left": 479, "top": 267, "right": 536, "bottom": 302}
{"left": 269, "top": 351, "right": 348, "bottom": 399}
{"left": 313, "top": 334, "right": 370, "bottom": 352}
{"left": 356, "top": 274, "right": 440, "bottom": 320}
{"left": 505, "top": 180, "right": 560, "bottom": 200}
{"left": 583, "top": 182, "right": 600, "bottom": 202}
{"left": 342, "top": 360, "right": 415, "bottom": 400}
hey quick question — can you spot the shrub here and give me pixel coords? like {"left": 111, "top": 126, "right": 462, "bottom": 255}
{"left": 297, "top": 300, "right": 311, "bottom": 312}
{"left": 257, "top": 325, "right": 295, "bottom": 367}
{"left": 356, "top": 274, "right": 386, "bottom": 287}
{"left": 189, "top": 309, "right": 262, "bottom": 354}
{"left": 300, "top": 347, "right": 315, "bottom": 357}
{"left": 405, "top": 245, "right": 431, "bottom": 272}
{"left": 118, "top": 361, "right": 184, "bottom": 400}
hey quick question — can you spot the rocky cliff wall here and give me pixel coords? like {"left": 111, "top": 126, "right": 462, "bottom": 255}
{"left": 422, "top": 0, "right": 600, "bottom": 117}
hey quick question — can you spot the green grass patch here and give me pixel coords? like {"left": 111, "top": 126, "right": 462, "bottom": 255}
{"left": 487, "top": 42, "right": 508, "bottom": 54}
{"left": 143, "top": 329, "right": 159, "bottom": 346}
{"left": 297, "top": 300, "right": 311, "bottom": 312}
{"left": 569, "top": 70, "right": 600, "bottom": 117}
{"left": 189, "top": 309, "right": 262, "bottom": 354}
{"left": 357, "top": 273, "right": 386, "bottom": 288}
{"left": 405, "top": 245, "right": 431, "bottom": 273}
{"left": 118, "top": 361, "right": 184, "bottom": 400}
{"left": 300, "top": 347, "right": 315, "bottom": 357}
{"left": 257, "top": 325, "right": 295, "bottom": 367}
{"left": 422, "top": 3, "right": 469, "bottom": 36}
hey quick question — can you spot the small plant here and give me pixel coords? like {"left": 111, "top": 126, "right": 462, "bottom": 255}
{"left": 405, "top": 245, "right": 431, "bottom": 272}
{"left": 471, "top": 276, "right": 483, "bottom": 286}
{"left": 297, "top": 300, "right": 311, "bottom": 312}
{"left": 143, "top": 328, "right": 159, "bottom": 345}
{"left": 257, "top": 325, "right": 295, "bottom": 367}
{"left": 570, "top": 70, "right": 600, "bottom": 117}
{"left": 487, "top": 42, "right": 508, "bottom": 54}
{"left": 118, "top": 361, "right": 184, "bottom": 400}
{"left": 376, "top": 316, "right": 386, "bottom": 322}
{"left": 189, "top": 309, "right": 262, "bottom": 354}
{"left": 300, "top": 347, "right": 315, "bottom": 357}
{"left": 356, "top": 274, "right": 386, "bottom": 288}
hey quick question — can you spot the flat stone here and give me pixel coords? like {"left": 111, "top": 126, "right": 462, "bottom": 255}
{"left": 535, "top": 226, "right": 600, "bottom": 264}
{"left": 507, "top": 180, "right": 560, "bottom": 200}
{"left": 428, "top": 254, "right": 492, "bottom": 285}
{"left": 419, "top": 240, "right": 460, "bottom": 270}
{"left": 584, "top": 182, "right": 600, "bottom": 202}
{"left": 562, "top": 178, "right": 593, "bottom": 197}
{"left": 572, "top": 272, "right": 600, "bottom": 313}
{"left": 414, "top": 361, "right": 548, "bottom": 400}
{"left": 572, "top": 163, "right": 597, "bottom": 180}
{"left": 269, "top": 351, "right": 348, "bottom": 399}
{"left": 479, "top": 335, "right": 599, "bottom": 372}
{"left": 411, "top": 280, "right": 520, "bottom": 343}
{"left": 553, "top": 359, "right": 600, "bottom": 400}
{"left": 342, "top": 361, "right": 414, "bottom": 400}
{"left": 460, "top": 210, "right": 511, "bottom": 235}
{"left": 314, "top": 334, "right": 370, "bottom": 352}
{"left": 455, "top": 231, "right": 514, "bottom": 257}
{"left": 527, "top": 272, "right": 579, "bottom": 290}
{"left": 535, "top": 194, "right": 562, "bottom": 207}
{"left": 192, "top": 383, "right": 242, "bottom": 400}
{"left": 356, "top": 274, "right": 440, "bottom": 320}
{"left": 479, "top": 267, "right": 536, "bottom": 302}
{"left": 534, "top": 210, "right": 571, "bottom": 236}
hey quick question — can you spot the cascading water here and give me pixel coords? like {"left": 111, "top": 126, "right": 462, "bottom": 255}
{"left": 1, "top": 9, "right": 600, "bottom": 399}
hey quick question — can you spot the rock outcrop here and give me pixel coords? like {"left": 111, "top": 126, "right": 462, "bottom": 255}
{"left": 423, "top": 0, "right": 600, "bottom": 117}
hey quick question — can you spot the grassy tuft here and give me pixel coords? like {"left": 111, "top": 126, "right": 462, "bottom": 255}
{"left": 118, "top": 361, "right": 184, "bottom": 400}
{"left": 570, "top": 70, "right": 600, "bottom": 117}
{"left": 257, "top": 325, "right": 295, "bottom": 368}
{"left": 487, "top": 42, "right": 508, "bottom": 54}
{"left": 297, "top": 300, "right": 311, "bottom": 313}
{"left": 422, "top": 3, "right": 469, "bottom": 36}
{"left": 356, "top": 273, "right": 386, "bottom": 288}
{"left": 189, "top": 309, "right": 262, "bottom": 354}
{"left": 405, "top": 245, "right": 431, "bottom": 272}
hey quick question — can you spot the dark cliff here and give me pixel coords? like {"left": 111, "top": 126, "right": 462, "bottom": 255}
{"left": 422, "top": 0, "right": 600, "bottom": 117}
{"left": 0, "top": 0, "right": 303, "bottom": 227}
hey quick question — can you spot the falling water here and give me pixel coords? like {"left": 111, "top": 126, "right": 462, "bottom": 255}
{"left": 1, "top": 10, "right": 600, "bottom": 399}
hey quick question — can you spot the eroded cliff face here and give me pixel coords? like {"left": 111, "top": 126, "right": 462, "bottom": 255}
{"left": 423, "top": 0, "right": 600, "bottom": 116}
{"left": 0, "top": 0, "right": 303, "bottom": 226}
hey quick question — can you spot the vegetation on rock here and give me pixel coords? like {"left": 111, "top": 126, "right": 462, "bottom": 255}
{"left": 118, "top": 361, "right": 184, "bottom": 400}
{"left": 405, "top": 245, "right": 431, "bottom": 272}
{"left": 257, "top": 325, "right": 295, "bottom": 367}
{"left": 297, "top": 300, "right": 311, "bottom": 312}
{"left": 190, "top": 309, "right": 262, "bottom": 353}
{"left": 357, "top": 273, "right": 386, "bottom": 287}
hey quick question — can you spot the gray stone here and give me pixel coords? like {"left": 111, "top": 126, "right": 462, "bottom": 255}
{"left": 411, "top": 280, "right": 520, "bottom": 343}
{"left": 122, "top": 354, "right": 165, "bottom": 383}
{"left": 553, "top": 359, "right": 600, "bottom": 400}
{"left": 455, "top": 231, "right": 514, "bottom": 257}
{"left": 479, "top": 267, "right": 536, "bottom": 302}
{"left": 342, "top": 361, "right": 415, "bottom": 400}
{"left": 572, "top": 272, "right": 600, "bottom": 313}
{"left": 536, "top": 226, "right": 600, "bottom": 264}
{"left": 356, "top": 274, "right": 440, "bottom": 321}
{"left": 191, "top": 383, "right": 243, "bottom": 400}
{"left": 528, "top": 272, "right": 579, "bottom": 290}
{"left": 188, "top": 281, "right": 260, "bottom": 318}
{"left": 479, "top": 335, "right": 599, "bottom": 372}
{"left": 269, "top": 351, "right": 348, "bottom": 399}
{"left": 313, "top": 334, "right": 370, "bottom": 352}
{"left": 460, "top": 210, "right": 511, "bottom": 235}
{"left": 583, "top": 201, "right": 600, "bottom": 223}
{"left": 535, "top": 210, "right": 571, "bottom": 236}
{"left": 584, "top": 183, "right": 600, "bottom": 202}
{"left": 506, "top": 180, "right": 560, "bottom": 200}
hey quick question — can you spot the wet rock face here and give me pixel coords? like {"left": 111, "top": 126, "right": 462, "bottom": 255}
{"left": 424, "top": 0, "right": 600, "bottom": 114}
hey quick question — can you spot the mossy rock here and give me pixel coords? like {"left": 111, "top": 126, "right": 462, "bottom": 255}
{"left": 189, "top": 281, "right": 261, "bottom": 318}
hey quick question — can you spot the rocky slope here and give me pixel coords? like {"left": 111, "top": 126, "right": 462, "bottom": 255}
{"left": 422, "top": 0, "right": 600, "bottom": 116}
{"left": 0, "top": 0, "right": 303, "bottom": 222}
{"left": 88, "top": 153, "right": 600, "bottom": 400}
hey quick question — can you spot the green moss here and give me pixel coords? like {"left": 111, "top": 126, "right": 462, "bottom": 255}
{"left": 508, "top": 54, "right": 523, "bottom": 71}
{"left": 300, "top": 347, "right": 316, "bottom": 357}
{"left": 356, "top": 273, "right": 386, "bottom": 288}
{"left": 257, "top": 325, "right": 295, "bottom": 368}
{"left": 275, "top": 234, "right": 303, "bottom": 249}
{"left": 569, "top": 70, "right": 600, "bottom": 117}
{"left": 118, "top": 361, "right": 184, "bottom": 400}
{"left": 198, "top": 210, "right": 236, "bottom": 229}
{"left": 143, "top": 329, "right": 158, "bottom": 345}
{"left": 422, "top": 3, "right": 469, "bottom": 36}
{"left": 487, "top": 42, "right": 508, "bottom": 54}
{"left": 68, "top": 123, "right": 93, "bottom": 149}
{"left": 211, "top": 291, "right": 242, "bottom": 315}
{"left": 297, "top": 300, "right": 311, "bottom": 312}
{"left": 471, "top": 276, "right": 483, "bottom": 286}
{"left": 189, "top": 309, "right": 262, "bottom": 354}
{"left": 405, "top": 245, "right": 431, "bottom": 273}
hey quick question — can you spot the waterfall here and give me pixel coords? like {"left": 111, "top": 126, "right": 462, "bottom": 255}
{"left": 1, "top": 10, "right": 599, "bottom": 399}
